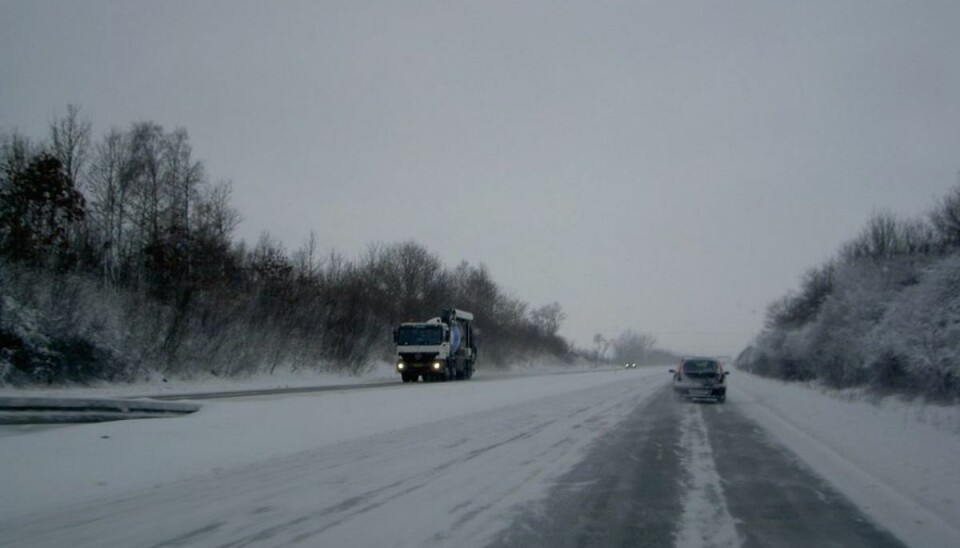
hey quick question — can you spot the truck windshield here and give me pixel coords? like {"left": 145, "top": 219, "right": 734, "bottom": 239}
{"left": 397, "top": 325, "right": 443, "bottom": 346}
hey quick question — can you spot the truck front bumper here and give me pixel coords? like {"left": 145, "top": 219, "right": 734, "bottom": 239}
{"left": 397, "top": 361, "right": 444, "bottom": 374}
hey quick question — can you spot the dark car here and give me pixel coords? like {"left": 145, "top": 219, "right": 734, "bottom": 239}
{"left": 670, "top": 357, "right": 728, "bottom": 402}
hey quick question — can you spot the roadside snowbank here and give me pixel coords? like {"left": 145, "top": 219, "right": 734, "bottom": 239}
{"left": 0, "top": 362, "right": 399, "bottom": 399}
{"left": 735, "top": 372, "right": 960, "bottom": 548}
{"left": 0, "top": 362, "right": 619, "bottom": 400}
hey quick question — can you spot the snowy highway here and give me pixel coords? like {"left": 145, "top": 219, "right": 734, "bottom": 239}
{"left": 491, "top": 387, "right": 901, "bottom": 548}
{"left": 2, "top": 368, "right": 958, "bottom": 547}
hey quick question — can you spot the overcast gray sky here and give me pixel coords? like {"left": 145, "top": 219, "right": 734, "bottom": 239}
{"left": 2, "top": 0, "right": 959, "bottom": 356}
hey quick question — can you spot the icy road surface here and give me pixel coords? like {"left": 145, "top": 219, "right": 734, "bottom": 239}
{"left": 2, "top": 368, "right": 958, "bottom": 547}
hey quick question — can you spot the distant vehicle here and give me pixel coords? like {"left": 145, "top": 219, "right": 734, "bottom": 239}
{"left": 624, "top": 362, "right": 637, "bottom": 369}
{"left": 670, "top": 357, "right": 728, "bottom": 402}
{"left": 393, "top": 308, "right": 477, "bottom": 382}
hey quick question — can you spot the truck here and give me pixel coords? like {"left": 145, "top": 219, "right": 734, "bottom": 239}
{"left": 393, "top": 308, "right": 477, "bottom": 382}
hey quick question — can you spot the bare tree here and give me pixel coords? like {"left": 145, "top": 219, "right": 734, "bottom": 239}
{"left": 839, "top": 210, "right": 934, "bottom": 262}
{"left": 612, "top": 329, "right": 657, "bottom": 364}
{"left": 593, "top": 333, "right": 610, "bottom": 362}
{"left": 125, "top": 122, "right": 165, "bottom": 269}
{"left": 292, "top": 230, "right": 322, "bottom": 279}
{"left": 195, "top": 180, "right": 240, "bottom": 242}
{"left": 249, "top": 232, "right": 292, "bottom": 283}
{"left": 530, "top": 302, "right": 565, "bottom": 336}
{"left": 930, "top": 181, "right": 960, "bottom": 249}
{"left": 362, "top": 241, "right": 447, "bottom": 323}
{"left": 49, "top": 104, "right": 91, "bottom": 189}
{"left": 1, "top": 131, "right": 38, "bottom": 182}
{"left": 87, "top": 128, "right": 130, "bottom": 284}
{"left": 162, "top": 127, "right": 204, "bottom": 238}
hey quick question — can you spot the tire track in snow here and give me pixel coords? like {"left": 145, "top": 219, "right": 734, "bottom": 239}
{"left": 487, "top": 386, "right": 685, "bottom": 548}
{"left": 674, "top": 403, "right": 742, "bottom": 548}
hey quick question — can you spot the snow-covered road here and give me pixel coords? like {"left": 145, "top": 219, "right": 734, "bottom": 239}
{"left": 486, "top": 385, "right": 903, "bottom": 548}
{"left": 0, "top": 369, "right": 663, "bottom": 547}
{"left": 2, "top": 368, "right": 959, "bottom": 547}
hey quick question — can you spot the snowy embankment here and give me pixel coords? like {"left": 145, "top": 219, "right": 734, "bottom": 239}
{"left": 0, "top": 367, "right": 657, "bottom": 524}
{"left": 0, "top": 362, "right": 402, "bottom": 400}
{"left": 0, "top": 362, "right": 618, "bottom": 400}
{"left": 736, "top": 372, "right": 960, "bottom": 548}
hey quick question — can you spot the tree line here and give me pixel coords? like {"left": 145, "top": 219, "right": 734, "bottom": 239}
{"left": 0, "top": 106, "right": 573, "bottom": 385}
{"left": 738, "top": 180, "right": 960, "bottom": 401}
{"left": 587, "top": 330, "right": 677, "bottom": 366}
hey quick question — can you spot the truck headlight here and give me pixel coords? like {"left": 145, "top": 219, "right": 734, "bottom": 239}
{"left": 432, "top": 361, "right": 441, "bottom": 370}
{"left": 397, "top": 362, "right": 405, "bottom": 370}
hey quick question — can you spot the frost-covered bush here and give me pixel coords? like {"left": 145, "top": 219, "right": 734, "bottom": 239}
{"left": 743, "top": 254, "right": 960, "bottom": 400}
{"left": 804, "top": 258, "right": 922, "bottom": 385}
{"left": 0, "top": 265, "right": 127, "bottom": 385}
{"left": 746, "top": 326, "right": 814, "bottom": 381}
{"left": 0, "top": 294, "right": 54, "bottom": 383}
{"left": 740, "top": 183, "right": 960, "bottom": 400}
{"left": 865, "top": 254, "right": 960, "bottom": 399}
{"left": 766, "top": 263, "right": 836, "bottom": 331}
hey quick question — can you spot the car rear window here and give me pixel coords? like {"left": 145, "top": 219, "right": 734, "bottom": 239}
{"left": 683, "top": 360, "right": 719, "bottom": 373}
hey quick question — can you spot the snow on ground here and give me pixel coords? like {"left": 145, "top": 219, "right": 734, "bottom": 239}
{"left": 735, "top": 371, "right": 960, "bottom": 548}
{"left": 0, "top": 362, "right": 621, "bottom": 400}
{"left": 0, "top": 367, "right": 654, "bottom": 522}
{"left": 0, "top": 363, "right": 400, "bottom": 400}
{"left": 6, "top": 365, "right": 957, "bottom": 547}
{"left": 675, "top": 404, "right": 742, "bottom": 548}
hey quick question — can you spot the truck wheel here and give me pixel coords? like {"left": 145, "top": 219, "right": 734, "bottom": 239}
{"left": 445, "top": 361, "right": 456, "bottom": 381}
